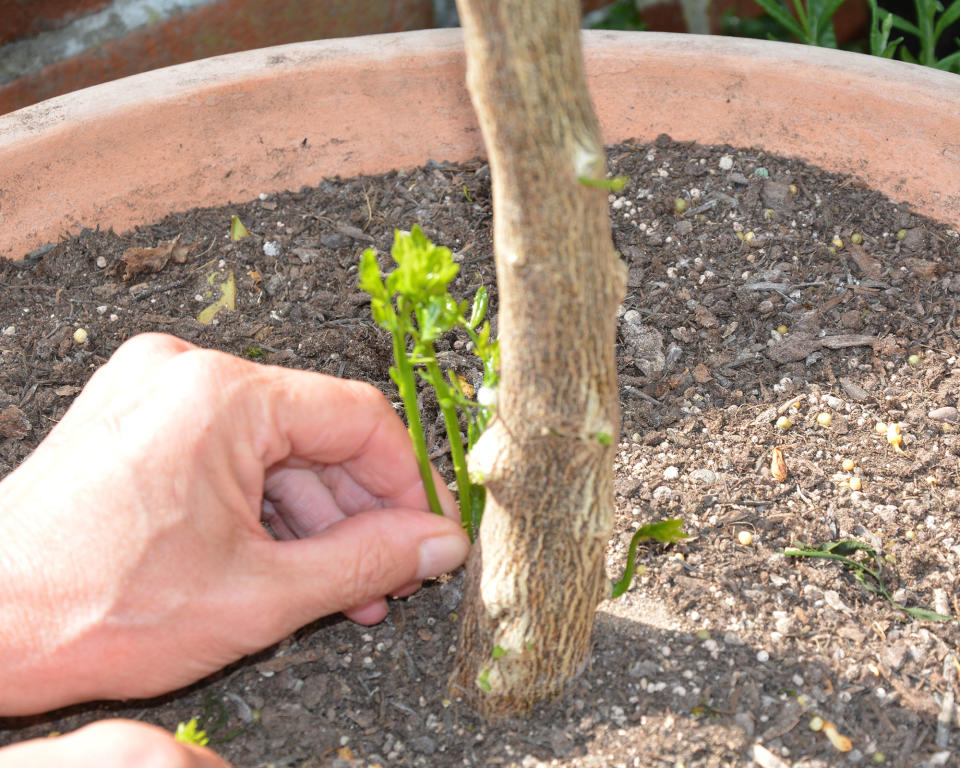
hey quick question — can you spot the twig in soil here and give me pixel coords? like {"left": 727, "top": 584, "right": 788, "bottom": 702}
{"left": 777, "top": 394, "right": 805, "bottom": 414}
{"left": 132, "top": 277, "right": 192, "bottom": 301}
{"left": 388, "top": 699, "right": 420, "bottom": 719}
{"left": 0, "top": 282, "right": 62, "bottom": 291}
{"left": 429, "top": 440, "right": 451, "bottom": 461}
{"left": 622, "top": 384, "right": 662, "bottom": 407}
{"left": 687, "top": 198, "right": 718, "bottom": 215}
{"left": 253, "top": 647, "right": 325, "bottom": 674}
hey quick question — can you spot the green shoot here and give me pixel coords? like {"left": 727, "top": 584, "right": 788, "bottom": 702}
{"left": 784, "top": 539, "right": 956, "bottom": 622}
{"left": 360, "top": 226, "right": 498, "bottom": 540}
{"left": 174, "top": 718, "right": 209, "bottom": 747}
{"left": 752, "top": 0, "right": 845, "bottom": 47}
{"left": 610, "top": 518, "right": 689, "bottom": 598}
{"left": 578, "top": 175, "right": 628, "bottom": 192}
{"left": 477, "top": 668, "right": 492, "bottom": 691}
{"left": 867, "top": 0, "right": 903, "bottom": 57}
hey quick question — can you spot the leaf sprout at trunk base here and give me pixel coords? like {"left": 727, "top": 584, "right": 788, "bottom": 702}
{"left": 359, "top": 225, "right": 499, "bottom": 541}
{"left": 359, "top": 226, "right": 688, "bottom": 583}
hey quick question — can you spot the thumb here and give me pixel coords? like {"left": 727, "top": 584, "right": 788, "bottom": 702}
{"left": 0, "top": 719, "right": 231, "bottom": 768}
{"left": 259, "top": 507, "right": 470, "bottom": 628}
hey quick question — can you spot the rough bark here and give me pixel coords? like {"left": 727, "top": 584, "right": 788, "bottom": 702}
{"left": 450, "top": 0, "right": 626, "bottom": 717}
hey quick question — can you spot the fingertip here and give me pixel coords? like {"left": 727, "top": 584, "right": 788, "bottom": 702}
{"left": 261, "top": 507, "right": 469, "bottom": 631}
{"left": 416, "top": 529, "right": 470, "bottom": 581}
{"left": 390, "top": 579, "right": 422, "bottom": 599}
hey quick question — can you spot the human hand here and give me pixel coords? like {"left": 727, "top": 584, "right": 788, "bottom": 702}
{"left": 0, "top": 720, "right": 230, "bottom": 768}
{"left": 0, "top": 333, "right": 469, "bottom": 715}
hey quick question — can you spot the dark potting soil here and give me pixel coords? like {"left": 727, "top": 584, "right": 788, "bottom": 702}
{"left": 1, "top": 136, "right": 959, "bottom": 767}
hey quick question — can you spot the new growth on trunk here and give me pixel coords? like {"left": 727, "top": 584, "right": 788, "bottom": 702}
{"left": 451, "top": 0, "right": 627, "bottom": 717}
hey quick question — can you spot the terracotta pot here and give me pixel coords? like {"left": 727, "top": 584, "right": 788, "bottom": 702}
{"left": 1, "top": 29, "right": 958, "bottom": 261}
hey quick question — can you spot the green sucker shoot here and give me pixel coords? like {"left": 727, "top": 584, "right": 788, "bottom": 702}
{"left": 359, "top": 225, "right": 499, "bottom": 541}
{"left": 174, "top": 718, "right": 210, "bottom": 747}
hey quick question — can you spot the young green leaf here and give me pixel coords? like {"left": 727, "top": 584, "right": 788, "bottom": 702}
{"left": 610, "top": 518, "right": 689, "bottom": 598}
{"left": 577, "top": 175, "right": 628, "bottom": 192}
{"left": 389, "top": 225, "right": 459, "bottom": 301}
{"left": 477, "top": 668, "right": 492, "bottom": 692}
{"left": 229, "top": 215, "right": 249, "bottom": 241}
{"left": 469, "top": 285, "right": 489, "bottom": 328}
{"left": 174, "top": 718, "right": 210, "bottom": 747}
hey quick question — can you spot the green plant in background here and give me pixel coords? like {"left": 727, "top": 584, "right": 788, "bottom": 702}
{"left": 870, "top": 0, "right": 960, "bottom": 69}
{"left": 585, "top": 0, "right": 649, "bottom": 30}
{"left": 866, "top": 0, "right": 904, "bottom": 56}
{"left": 751, "top": 0, "right": 846, "bottom": 46}
{"left": 784, "top": 539, "right": 956, "bottom": 622}
{"left": 359, "top": 225, "right": 498, "bottom": 541}
{"left": 733, "top": 0, "right": 960, "bottom": 71}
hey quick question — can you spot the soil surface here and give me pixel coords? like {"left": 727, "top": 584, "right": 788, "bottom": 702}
{"left": 1, "top": 136, "right": 959, "bottom": 768}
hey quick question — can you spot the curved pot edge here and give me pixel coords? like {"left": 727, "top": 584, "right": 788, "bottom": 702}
{"left": 1, "top": 29, "right": 958, "bottom": 260}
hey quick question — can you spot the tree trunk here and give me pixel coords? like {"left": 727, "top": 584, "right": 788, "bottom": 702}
{"left": 451, "top": 0, "right": 626, "bottom": 717}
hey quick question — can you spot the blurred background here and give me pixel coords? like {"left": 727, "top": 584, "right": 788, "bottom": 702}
{"left": 4, "top": 0, "right": 954, "bottom": 117}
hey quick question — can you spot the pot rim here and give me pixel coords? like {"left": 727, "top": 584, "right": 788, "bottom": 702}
{"left": 1, "top": 29, "right": 958, "bottom": 259}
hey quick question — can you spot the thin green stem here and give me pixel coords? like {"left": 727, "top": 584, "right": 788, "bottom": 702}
{"left": 392, "top": 331, "right": 444, "bottom": 517}
{"left": 423, "top": 353, "right": 473, "bottom": 535}
{"left": 610, "top": 526, "right": 646, "bottom": 598}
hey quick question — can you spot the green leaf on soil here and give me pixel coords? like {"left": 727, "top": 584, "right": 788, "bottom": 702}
{"left": 197, "top": 270, "right": 236, "bottom": 324}
{"left": 784, "top": 539, "right": 956, "bottom": 623}
{"left": 610, "top": 518, "right": 689, "bottom": 598}
{"left": 230, "top": 215, "right": 250, "bottom": 241}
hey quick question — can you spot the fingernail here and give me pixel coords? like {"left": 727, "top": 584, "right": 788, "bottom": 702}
{"left": 417, "top": 534, "right": 469, "bottom": 580}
